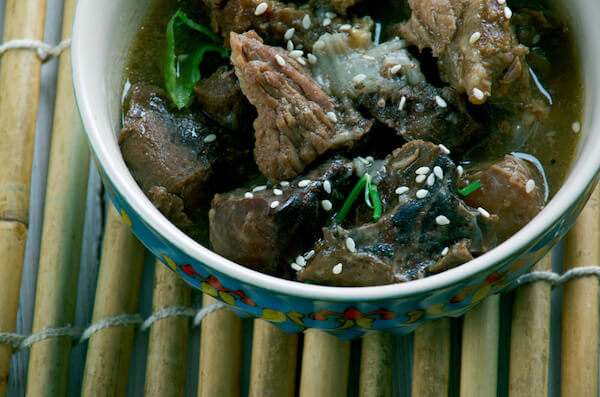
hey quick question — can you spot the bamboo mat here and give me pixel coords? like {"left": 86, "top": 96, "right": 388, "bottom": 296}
{"left": 1, "top": 1, "right": 599, "bottom": 396}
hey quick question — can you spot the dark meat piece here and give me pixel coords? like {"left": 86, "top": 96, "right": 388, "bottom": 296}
{"left": 119, "top": 84, "right": 254, "bottom": 238}
{"left": 209, "top": 159, "right": 355, "bottom": 278}
{"left": 459, "top": 154, "right": 546, "bottom": 241}
{"left": 299, "top": 141, "right": 497, "bottom": 286}
{"left": 194, "top": 66, "right": 254, "bottom": 131}
{"left": 230, "top": 32, "right": 372, "bottom": 181}
{"left": 200, "top": 0, "right": 369, "bottom": 51}
{"left": 394, "top": 0, "right": 530, "bottom": 105}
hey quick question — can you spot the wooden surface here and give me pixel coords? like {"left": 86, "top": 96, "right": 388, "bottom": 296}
{"left": 0, "top": 1, "right": 596, "bottom": 396}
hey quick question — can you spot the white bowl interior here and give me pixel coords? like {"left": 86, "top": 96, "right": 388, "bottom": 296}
{"left": 73, "top": 0, "right": 600, "bottom": 300}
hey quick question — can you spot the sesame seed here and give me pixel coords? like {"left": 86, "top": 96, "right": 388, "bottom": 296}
{"left": 441, "top": 246, "right": 449, "bottom": 256}
{"left": 313, "top": 40, "right": 325, "bottom": 50}
{"left": 435, "top": 95, "right": 447, "bottom": 108}
{"left": 363, "top": 54, "right": 375, "bottom": 60}
{"left": 297, "top": 57, "right": 306, "bottom": 65}
{"left": 572, "top": 121, "right": 581, "bottom": 133}
{"left": 433, "top": 166, "right": 444, "bottom": 179}
{"left": 395, "top": 186, "right": 409, "bottom": 195}
{"left": 416, "top": 166, "right": 431, "bottom": 175}
{"left": 253, "top": 185, "right": 267, "bottom": 192}
{"left": 504, "top": 6, "right": 512, "bottom": 19}
{"left": 244, "top": 192, "right": 254, "bottom": 198}
{"left": 325, "top": 11, "right": 336, "bottom": 18}
{"left": 287, "top": 40, "right": 294, "bottom": 51}
{"left": 302, "top": 14, "right": 312, "bottom": 29}
{"left": 478, "top": 207, "right": 491, "bottom": 218}
{"left": 526, "top": 179, "right": 536, "bottom": 193}
{"left": 254, "top": 2, "right": 268, "bottom": 15}
{"left": 321, "top": 199, "right": 333, "bottom": 211}
{"left": 398, "top": 96, "right": 406, "bottom": 111}
{"left": 270, "top": 200, "right": 280, "bottom": 208}
{"left": 345, "top": 237, "right": 356, "bottom": 253}
{"left": 323, "top": 180, "right": 332, "bottom": 194}
{"left": 469, "top": 32, "right": 481, "bottom": 45}
{"left": 291, "top": 263, "right": 303, "bottom": 271}
{"left": 472, "top": 88, "right": 485, "bottom": 101}
{"left": 435, "top": 215, "right": 450, "bottom": 225}
{"left": 289, "top": 50, "right": 303, "bottom": 58}
{"left": 332, "top": 263, "right": 343, "bottom": 274}
{"left": 273, "top": 188, "right": 283, "bottom": 195}
{"left": 203, "top": 134, "right": 217, "bottom": 143}
{"left": 457, "top": 165, "right": 464, "bottom": 178}
{"left": 391, "top": 64, "right": 402, "bottom": 74}
{"left": 439, "top": 144, "right": 450, "bottom": 155}
{"left": 339, "top": 24, "right": 352, "bottom": 31}
{"left": 427, "top": 173, "right": 435, "bottom": 186}
{"left": 377, "top": 98, "right": 386, "bottom": 107}
{"left": 416, "top": 189, "right": 429, "bottom": 199}
{"left": 298, "top": 179, "right": 311, "bottom": 187}
{"left": 280, "top": 181, "right": 290, "bottom": 187}
{"left": 352, "top": 74, "right": 366, "bottom": 84}
{"left": 416, "top": 174, "right": 427, "bottom": 183}
{"left": 326, "top": 111, "right": 338, "bottom": 123}
{"left": 497, "top": 0, "right": 505, "bottom": 4}
{"left": 275, "top": 54, "right": 286, "bottom": 66}
{"left": 322, "top": 17, "right": 332, "bottom": 26}
{"left": 307, "top": 53, "right": 317, "bottom": 64}
{"left": 296, "top": 256, "right": 306, "bottom": 266}
{"left": 304, "top": 249, "right": 315, "bottom": 260}
{"left": 284, "top": 27, "right": 295, "bottom": 40}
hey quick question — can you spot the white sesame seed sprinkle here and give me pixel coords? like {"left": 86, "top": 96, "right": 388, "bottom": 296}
{"left": 352, "top": 74, "right": 366, "bottom": 84}
{"left": 441, "top": 246, "right": 449, "bottom": 256}
{"left": 395, "top": 186, "right": 409, "bottom": 195}
{"left": 287, "top": 40, "right": 294, "bottom": 52}
{"left": 433, "top": 166, "right": 444, "bottom": 180}
{"left": 307, "top": 53, "right": 317, "bottom": 64}
{"left": 326, "top": 111, "right": 338, "bottom": 123}
{"left": 377, "top": 98, "right": 386, "bottom": 107}
{"left": 203, "top": 134, "right": 217, "bottom": 143}
{"left": 427, "top": 173, "right": 435, "bottom": 186}
{"left": 439, "top": 144, "right": 450, "bottom": 155}
{"left": 398, "top": 96, "right": 406, "bottom": 111}
{"left": 497, "top": 0, "right": 505, "bottom": 4}
{"left": 416, "top": 166, "right": 431, "bottom": 175}
{"left": 345, "top": 237, "right": 356, "bottom": 253}
{"left": 469, "top": 32, "right": 481, "bottom": 45}
{"left": 280, "top": 181, "right": 290, "bottom": 187}
{"left": 270, "top": 200, "right": 280, "bottom": 208}
{"left": 244, "top": 192, "right": 254, "bottom": 198}
{"left": 325, "top": 11, "right": 336, "bottom": 18}
{"left": 275, "top": 54, "right": 286, "bottom": 66}
{"left": 252, "top": 185, "right": 267, "bottom": 192}
{"left": 291, "top": 263, "right": 303, "bottom": 271}
{"left": 332, "top": 263, "right": 343, "bottom": 274}
{"left": 416, "top": 174, "right": 427, "bottom": 183}
{"left": 296, "top": 256, "right": 306, "bottom": 266}
{"left": 504, "top": 6, "right": 512, "bottom": 19}
{"left": 416, "top": 189, "right": 429, "bottom": 199}
{"left": 302, "top": 14, "right": 312, "bottom": 29}
{"left": 436, "top": 215, "right": 450, "bottom": 225}
{"left": 298, "top": 179, "right": 311, "bottom": 187}
{"left": 572, "top": 121, "right": 581, "bottom": 133}
{"left": 478, "top": 207, "right": 491, "bottom": 218}
{"left": 435, "top": 95, "right": 447, "bottom": 108}
{"left": 289, "top": 50, "right": 303, "bottom": 58}
{"left": 273, "top": 188, "right": 283, "bottom": 196}
{"left": 297, "top": 57, "right": 306, "bottom": 65}
{"left": 284, "top": 27, "right": 295, "bottom": 40}
{"left": 457, "top": 165, "right": 464, "bottom": 178}
{"left": 313, "top": 40, "right": 325, "bottom": 50}
{"left": 322, "top": 17, "right": 331, "bottom": 26}
{"left": 526, "top": 179, "right": 536, "bottom": 193}
{"left": 321, "top": 199, "right": 333, "bottom": 211}
{"left": 304, "top": 250, "right": 315, "bottom": 260}
{"left": 323, "top": 180, "right": 332, "bottom": 194}
{"left": 472, "top": 88, "right": 485, "bottom": 101}
{"left": 339, "top": 24, "right": 352, "bottom": 31}
{"left": 363, "top": 54, "right": 376, "bottom": 60}
{"left": 391, "top": 64, "right": 402, "bottom": 74}
{"left": 254, "top": 2, "right": 268, "bottom": 16}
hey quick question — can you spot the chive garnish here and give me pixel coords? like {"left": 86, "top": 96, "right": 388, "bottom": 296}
{"left": 336, "top": 173, "right": 383, "bottom": 223}
{"left": 369, "top": 184, "right": 382, "bottom": 221}
{"left": 459, "top": 179, "right": 481, "bottom": 196}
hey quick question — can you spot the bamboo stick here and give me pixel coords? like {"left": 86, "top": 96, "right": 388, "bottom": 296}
{"left": 24, "top": 0, "right": 90, "bottom": 395}
{"left": 508, "top": 252, "right": 552, "bottom": 397}
{"left": 197, "top": 295, "right": 242, "bottom": 397}
{"left": 249, "top": 319, "right": 298, "bottom": 397}
{"left": 460, "top": 294, "right": 500, "bottom": 397}
{"left": 359, "top": 333, "right": 393, "bottom": 397}
{"left": 0, "top": 0, "right": 48, "bottom": 394}
{"left": 80, "top": 206, "right": 145, "bottom": 397}
{"left": 299, "top": 329, "right": 351, "bottom": 397}
{"left": 144, "top": 260, "right": 192, "bottom": 397}
{"left": 411, "top": 318, "right": 451, "bottom": 397}
{"left": 561, "top": 186, "right": 599, "bottom": 397}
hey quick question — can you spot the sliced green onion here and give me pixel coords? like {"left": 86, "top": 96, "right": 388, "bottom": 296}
{"left": 336, "top": 174, "right": 368, "bottom": 223}
{"left": 336, "top": 173, "right": 383, "bottom": 223}
{"left": 459, "top": 179, "right": 481, "bottom": 196}
{"left": 368, "top": 184, "right": 382, "bottom": 221}
{"left": 364, "top": 174, "right": 373, "bottom": 208}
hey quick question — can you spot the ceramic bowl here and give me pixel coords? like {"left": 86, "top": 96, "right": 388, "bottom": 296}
{"left": 72, "top": 0, "right": 600, "bottom": 338}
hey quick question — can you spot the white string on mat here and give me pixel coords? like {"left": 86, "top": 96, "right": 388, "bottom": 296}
{"left": 512, "top": 265, "right": 600, "bottom": 288}
{"left": 0, "top": 38, "right": 71, "bottom": 62}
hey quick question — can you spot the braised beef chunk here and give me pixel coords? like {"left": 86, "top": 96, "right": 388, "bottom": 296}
{"left": 230, "top": 31, "right": 372, "bottom": 181}
{"left": 394, "top": 0, "right": 531, "bottom": 105}
{"left": 209, "top": 159, "right": 355, "bottom": 278}
{"left": 459, "top": 154, "right": 546, "bottom": 241}
{"left": 298, "top": 141, "right": 497, "bottom": 286}
{"left": 194, "top": 66, "right": 254, "bottom": 131}
{"left": 119, "top": 84, "right": 253, "bottom": 236}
